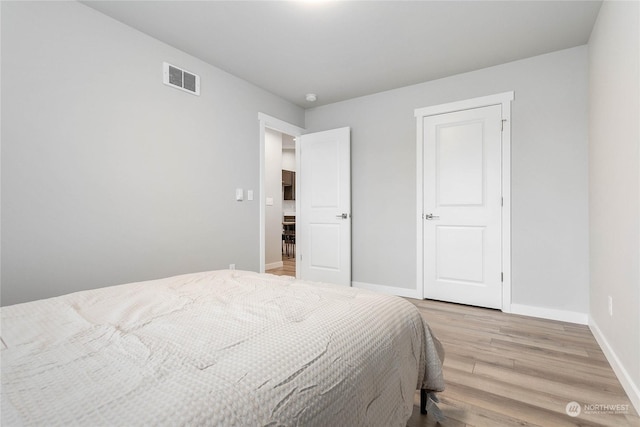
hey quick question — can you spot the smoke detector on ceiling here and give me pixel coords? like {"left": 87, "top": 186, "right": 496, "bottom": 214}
{"left": 305, "top": 93, "right": 317, "bottom": 102}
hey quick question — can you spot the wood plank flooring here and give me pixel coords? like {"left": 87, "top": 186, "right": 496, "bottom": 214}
{"left": 266, "top": 253, "right": 295, "bottom": 277}
{"left": 405, "top": 299, "right": 639, "bottom": 426}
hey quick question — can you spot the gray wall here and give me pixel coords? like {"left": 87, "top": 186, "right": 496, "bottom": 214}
{"left": 588, "top": 0, "right": 639, "bottom": 407}
{"left": 1, "top": 1, "right": 304, "bottom": 305}
{"left": 305, "top": 46, "right": 590, "bottom": 314}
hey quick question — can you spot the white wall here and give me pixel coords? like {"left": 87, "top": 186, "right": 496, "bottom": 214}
{"left": 0, "top": 1, "right": 304, "bottom": 305}
{"left": 305, "top": 46, "right": 590, "bottom": 316}
{"left": 265, "top": 129, "right": 283, "bottom": 267}
{"left": 588, "top": 0, "right": 640, "bottom": 412}
{"left": 282, "top": 150, "right": 296, "bottom": 172}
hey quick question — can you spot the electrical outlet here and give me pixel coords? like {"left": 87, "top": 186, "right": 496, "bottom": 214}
{"left": 229, "top": 264, "right": 236, "bottom": 270}
{"left": 608, "top": 296, "right": 613, "bottom": 317}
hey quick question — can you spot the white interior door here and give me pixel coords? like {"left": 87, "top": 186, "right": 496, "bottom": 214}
{"left": 298, "top": 127, "right": 351, "bottom": 286}
{"left": 423, "top": 105, "right": 502, "bottom": 308}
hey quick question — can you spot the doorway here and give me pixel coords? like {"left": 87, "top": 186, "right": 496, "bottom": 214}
{"left": 415, "top": 92, "right": 513, "bottom": 311}
{"left": 258, "top": 114, "right": 352, "bottom": 286}
{"left": 259, "top": 114, "right": 303, "bottom": 278}
{"left": 265, "top": 130, "right": 297, "bottom": 277}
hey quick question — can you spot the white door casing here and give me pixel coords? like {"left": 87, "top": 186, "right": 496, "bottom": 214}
{"left": 298, "top": 127, "right": 351, "bottom": 286}
{"left": 415, "top": 92, "right": 513, "bottom": 311}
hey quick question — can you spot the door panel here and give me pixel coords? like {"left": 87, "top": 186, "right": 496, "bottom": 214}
{"left": 436, "top": 226, "right": 485, "bottom": 283}
{"left": 438, "top": 122, "right": 484, "bottom": 206}
{"left": 309, "top": 224, "right": 341, "bottom": 270}
{"left": 424, "top": 105, "right": 502, "bottom": 309}
{"left": 308, "top": 140, "right": 340, "bottom": 207}
{"left": 299, "top": 127, "right": 351, "bottom": 286}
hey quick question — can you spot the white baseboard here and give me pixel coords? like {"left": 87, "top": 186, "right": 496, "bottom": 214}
{"left": 589, "top": 318, "right": 640, "bottom": 415}
{"left": 352, "top": 281, "right": 422, "bottom": 299}
{"left": 265, "top": 261, "right": 283, "bottom": 270}
{"left": 510, "top": 303, "right": 588, "bottom": 325}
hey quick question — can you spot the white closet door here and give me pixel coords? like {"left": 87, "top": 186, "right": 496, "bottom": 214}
{"left": 423, "top": 105, "right": 502, "bottom": 308}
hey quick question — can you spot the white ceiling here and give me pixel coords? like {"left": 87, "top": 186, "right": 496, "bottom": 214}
{"left": 83, "top": 1, "right": 602, "bottom": 108}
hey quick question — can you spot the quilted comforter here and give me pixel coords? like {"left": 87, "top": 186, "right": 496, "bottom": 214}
{"left": 1, "top": 270, "right": 444, "bottom": 426}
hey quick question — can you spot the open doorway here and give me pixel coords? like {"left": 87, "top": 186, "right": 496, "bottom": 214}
{"left": 258, "top": 113, "right": 304, "bottom": 277}
{"left": 265, "top": 129, "right": 296, "bottom": 277}
{"left": 258, "top": 113, "right": 352, "bottom": 285}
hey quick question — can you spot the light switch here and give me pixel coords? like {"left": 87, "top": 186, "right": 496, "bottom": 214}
{"left": 235, "top": 188, "right": 243, "bottom": 201}
{"left": 266, "top": 197, "right": 274, "bottom": 206}
{"left": 247, "top": 190, "right": 254, "bottom": 201}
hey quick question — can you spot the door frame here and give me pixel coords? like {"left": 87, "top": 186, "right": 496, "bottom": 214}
{"left": 414, "top": 91, "right": 514, "bottom": 312}
{"left": 258, "top": 113, "right": 304, "bottom": 275}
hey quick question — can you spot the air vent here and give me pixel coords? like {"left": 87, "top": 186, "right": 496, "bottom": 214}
{"left": 163, "top": 62, "right": 200, "bottom": 95}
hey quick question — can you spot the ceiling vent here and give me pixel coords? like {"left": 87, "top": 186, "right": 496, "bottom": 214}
{"left": 163, "top": 62, "right": 200, "bottom": 96}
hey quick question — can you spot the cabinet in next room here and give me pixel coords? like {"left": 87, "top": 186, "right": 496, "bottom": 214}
{"left": 282, "top": 170, "right": 295, "bottom": 200}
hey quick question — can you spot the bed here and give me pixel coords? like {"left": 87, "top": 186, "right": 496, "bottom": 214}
{"left": 1, "top": 269, "right": 444, "bottom": 426}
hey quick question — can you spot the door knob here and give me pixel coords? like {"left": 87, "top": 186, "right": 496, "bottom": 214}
{"left": 425, "top": 213, "right": 440, "bottom": 220}
{"left": 336, "top": 213, "right": 349, "bottom": 219}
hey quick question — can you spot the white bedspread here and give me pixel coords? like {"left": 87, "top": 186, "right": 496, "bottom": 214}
{"left": 1, "top": 270, "right": 444, "bottom": 426}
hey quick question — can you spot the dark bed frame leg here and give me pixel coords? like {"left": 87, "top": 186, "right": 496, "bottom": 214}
{"left": 420, "top": 389, "right": 428, "bottom": 414}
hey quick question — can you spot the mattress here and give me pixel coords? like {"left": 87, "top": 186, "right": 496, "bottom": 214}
{"left": 1, "top": 270, "right": 444, "bottom": 426}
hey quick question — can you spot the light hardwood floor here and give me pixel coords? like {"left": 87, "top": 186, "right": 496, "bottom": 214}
{"left": 266, "top": 253, "right": 295, "bottom": 277}
{"left": 406, "top": 299, "right": 639, "bottom": 426}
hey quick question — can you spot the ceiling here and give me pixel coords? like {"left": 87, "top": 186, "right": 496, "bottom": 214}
{"left": 83, "top": 1, "right": 602, "bottom": 108}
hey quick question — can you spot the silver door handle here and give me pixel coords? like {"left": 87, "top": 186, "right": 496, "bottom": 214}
{"left": 336, "top": 213, "right": 349, "bottom": 219}
{"left": 425, "top": 213, "right": 440, "bottom": 220}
